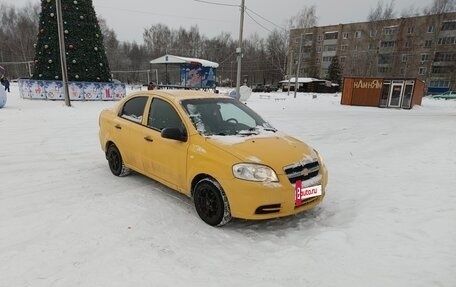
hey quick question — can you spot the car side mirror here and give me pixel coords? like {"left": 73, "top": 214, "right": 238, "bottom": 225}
{"left": 161, "top": 127, "right": 187, "bottom": 142}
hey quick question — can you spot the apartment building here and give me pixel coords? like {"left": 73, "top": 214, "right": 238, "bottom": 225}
{"left": 289, "top": 12, "right": 456, "bottom": 93}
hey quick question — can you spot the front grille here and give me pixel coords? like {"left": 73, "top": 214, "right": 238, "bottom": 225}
{"left": 284, "top": 159, "right": 320, "bottom": 184}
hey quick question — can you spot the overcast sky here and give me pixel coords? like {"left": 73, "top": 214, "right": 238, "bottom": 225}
{"left": 7, "top": 0, "right": 431, "bottom": 42}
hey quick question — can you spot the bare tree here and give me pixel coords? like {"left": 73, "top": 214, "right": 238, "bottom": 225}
{"left": 287, "top": 5, "right": 319, "bottom": 81}
{"left": 266, "top": 29, "right": 288, "bottom": 79}
{"left": 423, "top": 0, "right": 456, "bottom": 14}
{"left": 289, "top": 5, "right": 318, "bottom": 29}
{"left": 0, "top": 2, "right": 39, "bottom": 77}
{"left": 368, "top": 0, "right": 396, "bottom": 21}
{"left": 363, "top": 0, "right": 397, "bottom": 77}
{"left": 143, "top": 24, "right": 174, "bottom": 58}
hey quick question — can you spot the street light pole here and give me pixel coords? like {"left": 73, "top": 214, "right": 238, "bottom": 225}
{"left": 235, "top": 0, "right": 245, "bottom": 100}
{"left": 56, "top": 0, "right": 70, "bottom": 107}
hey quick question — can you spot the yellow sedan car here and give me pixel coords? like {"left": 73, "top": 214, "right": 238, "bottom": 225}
{"left": 99, "top": 90, "right": 328, "bottom": 226}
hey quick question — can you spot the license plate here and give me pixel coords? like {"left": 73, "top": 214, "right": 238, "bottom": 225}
{"left": 295, "top": 180, "right": 322, "bottom": 206}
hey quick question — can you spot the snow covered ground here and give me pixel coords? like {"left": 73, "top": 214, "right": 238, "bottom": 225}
{"left": 1, "top": 83, "right": 455, "bottom": 287}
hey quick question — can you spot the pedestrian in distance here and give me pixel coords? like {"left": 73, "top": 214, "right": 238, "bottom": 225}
{"left": 1, "top": 77, "right": 10, "bottom": 92}
{"left": 147, "top": 82, "right": 156, "bottom": 90}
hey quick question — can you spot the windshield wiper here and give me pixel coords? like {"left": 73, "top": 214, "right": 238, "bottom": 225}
{"left": 262, "top": 127, "right": 277, "bottom": 132}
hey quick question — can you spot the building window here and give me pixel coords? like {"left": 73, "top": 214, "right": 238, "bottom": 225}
{"left": 341, "top": 44, "right": 348, "bottom": 50}
{"left": 380, "top": 41, "right": 396, "bottom": 48}
{"left": 384, "top": 26, "right": 398, "bottom": 35}
{"left": 441, "top": 22, "right": 456, "bottom": 31}
{"left": 378, "top": 67, "right": 392, "bottom": 73}
{"left": 369, "top": 30, "right": 377, "bottom": 37}
{"left": 355, "top": 31, "right": 361, "bottom": 38}
{"left": 434, "top": 52, "right": 456, "bottom": 62}
{"left": 324, "top": 44, "right": 337, "bottom": 51}
{"left": 421, "top": 54, "right": 429, "bottom": 62}
{"left": 316, "top": 58, "right": 320, "bottom": 64}
{"left": 340, "top": 56, "right": 346, "bottom": 63}
{"left": 316, "top": 46, "right": 321, "bottom": 52}
{"left": 405, "top": 41, "right": 410, "bottom": 48}
{"left": 419, "top": 67, "right": 426, "bottom": 75}
{"left": 305, "top": 33, "right": 313, "bottom": 41}
{"left": 400, "top": 68, "right": 405, "bottom": 75}
{"left": 438, "top": 37, "right": 456, "bottom": 45}
{"left": 378, "top": 54, "right": 392, "bottom": 65}
{"left": 424, "top": 40, "right": 433, "bottom": 48}
{"left": 432, "top": 66, "right": 451, "bottom": 74}
{"left": 317, "top": 35, "right": 322, "bottom": 41}
{"left": 322, "top": 56, "right": 334, "bottom": 62}
{"left": 343, "top": 32, "right": 349, "bottom": 39}
{"left": 324, "top": 32, "right": 338, "bottom": 40}
{"left": 427, "top": 25, "right": 434, "bottom": 33}
{"left": 407, "top": 27, "right": 415, "bottom": 34}
{"left": 430, "top": 80, "right": 450, "bottom": 88}
{"left": 402, "top": 54, "right": 407, "bottom": 62}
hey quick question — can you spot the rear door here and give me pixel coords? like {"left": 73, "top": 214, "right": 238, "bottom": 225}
{"left": 116, "top": 95, "right": 149, "bottom": 171}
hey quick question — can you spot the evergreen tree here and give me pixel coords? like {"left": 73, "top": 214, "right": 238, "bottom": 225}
{"left": 31, "top": 0, "right": 111, "bottom": 82}
{"left": 327, "top": 57, "right": 342, "bottom": 85}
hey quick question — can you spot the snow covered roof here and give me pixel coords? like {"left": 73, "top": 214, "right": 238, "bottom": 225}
{"left": 149, "top": 54, "right": 219, "bottom": 68}
{"left": 279, "top": 77, "right": 325, "bottom": 83}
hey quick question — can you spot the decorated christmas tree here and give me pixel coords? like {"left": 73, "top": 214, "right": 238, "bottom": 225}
{"left": 31, "top": 0, "right": 111, "bottom": 82}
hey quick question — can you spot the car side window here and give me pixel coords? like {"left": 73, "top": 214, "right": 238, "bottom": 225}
{"left": 148, "top": 98, "right": 185, "bottom": 132}
{"left": 120, "top": 96, "right": 148, "bottom": 123}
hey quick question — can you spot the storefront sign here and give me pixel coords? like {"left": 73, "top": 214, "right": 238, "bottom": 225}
{"left": 353, "top": 79, "right": 382, "bottom": 89}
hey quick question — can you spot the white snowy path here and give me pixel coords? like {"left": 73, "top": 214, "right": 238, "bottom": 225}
{"left": 1, "top": 84, "right": 455, "bottom": 287}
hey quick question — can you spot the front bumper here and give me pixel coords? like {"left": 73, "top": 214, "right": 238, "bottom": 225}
{"left": 219, "top": 165, "right": 328, "bottom": 220}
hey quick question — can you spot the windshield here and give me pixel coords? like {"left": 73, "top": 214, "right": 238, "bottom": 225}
{"left": 181, "top": 98, "right": 276, "bottom": 136}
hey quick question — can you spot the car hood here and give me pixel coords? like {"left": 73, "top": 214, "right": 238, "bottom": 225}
{"left": 205, "top": 133, "right": 317, "bottom": 174}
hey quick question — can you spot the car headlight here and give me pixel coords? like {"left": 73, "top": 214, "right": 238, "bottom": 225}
{"left": 232, "top": 163, "right": 278, "bottom": 182}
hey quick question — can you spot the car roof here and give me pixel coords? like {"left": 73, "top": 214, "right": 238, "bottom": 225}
{"left": 133, "top": 89, "right": 231, "bottom": 101}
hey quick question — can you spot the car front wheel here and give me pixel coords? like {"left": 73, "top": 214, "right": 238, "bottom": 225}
{"left": 193, "top": 178, "right": 232, "bottom": 226}
{"left": 106, "top": 144, "right": 130, "bottom": 177}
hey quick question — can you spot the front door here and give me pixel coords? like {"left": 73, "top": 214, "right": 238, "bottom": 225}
{"left": 141, "top": 97, "right": 189, "bottom": 192}
{"left": 379, "top": 81, "right": 390, "bottom": 107}
{"left": 401, "top": 81, "right": 415, "bottom": 109}
{"left": 388, "top": 82, "right": 404, "bottom": 108}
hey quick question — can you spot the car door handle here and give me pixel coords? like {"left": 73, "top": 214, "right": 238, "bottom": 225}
{"left": 115, "top": 124, "right": 122, "bottom": 130}
{"left": 144, "top": 136, "right": 154, "bottom": 142}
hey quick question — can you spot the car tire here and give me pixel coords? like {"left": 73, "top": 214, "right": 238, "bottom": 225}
{"left": 193, "top": 178, "right": 232, "bottom": 226}
{"left": 107, "top": 144, "right": 131, "bottom": 177}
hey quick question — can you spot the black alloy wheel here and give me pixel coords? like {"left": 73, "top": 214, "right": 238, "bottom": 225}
{"left": 107, "top": 144, "right": 130, "bottom": 177}
{"left": 193, "top": 179, "right": 231, "bottom": 226}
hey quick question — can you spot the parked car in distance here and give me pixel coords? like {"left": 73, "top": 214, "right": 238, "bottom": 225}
{"left": 264, "top": 84, "right": 278, "bottom": 93}
{"left": 430, "top": 91, "right": 456, "bottom": 100}
{"left": 251, "top": 83, "right": 264, "bottom": 92}
{"left": 99, "top": 90, "right": 328, "bottom": 226}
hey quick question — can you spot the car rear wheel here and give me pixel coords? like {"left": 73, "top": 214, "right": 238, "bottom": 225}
{"left": 193, "top": 178, "right": 232, "bottom": 226}
{"left": 107, "top": 144, "right": 130, "bottom": 177}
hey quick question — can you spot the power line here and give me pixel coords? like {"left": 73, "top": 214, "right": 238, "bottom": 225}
{"left": 193, "top": 0, "right": 239, "bottom": 7}
{"left": 245, "top": 7, "right": 287, "bottom": 31}
{"left": 245, "top": 10, "right": 273, "bottom": 33}
{"left": 97, "top": 5, "right": 231, "bottom": 24}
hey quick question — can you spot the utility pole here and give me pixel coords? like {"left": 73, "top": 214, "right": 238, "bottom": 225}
{"left": 294, "top": 35, "right": 303, "bottom": 98}
{"left": 56, "top": 0, "right": 70, "bottom": 107}
{"left": 235, "top": 0, "right": 245, "bottom": 100}
{"left": 287, "top": 50, "right": 293, "bottom": 96}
